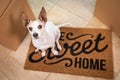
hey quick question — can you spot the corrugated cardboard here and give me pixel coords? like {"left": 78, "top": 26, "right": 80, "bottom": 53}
{"left": 0, "top": 0, "right": 11, "bottom": 17}
{"left": 24, "top": 27, "right": 113, "bottom": 79}
{"left": 94, "top": 0, "right": 120, "bottom": 38}
{"left": 0, "top": 0, "right": 35, "bottom": 50}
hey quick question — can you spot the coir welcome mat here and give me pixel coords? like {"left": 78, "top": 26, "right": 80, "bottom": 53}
{"left": 24, "top": 27, "right": 113, "bottom": 79}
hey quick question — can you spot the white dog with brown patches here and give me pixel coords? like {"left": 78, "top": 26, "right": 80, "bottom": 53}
{"left": 22, "top": 7, "right": 71, "bottom": 57}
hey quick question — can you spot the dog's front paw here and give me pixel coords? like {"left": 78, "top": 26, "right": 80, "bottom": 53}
{"left": 35, "top": 48, "right": 39, "bottom": 52}
{"left": 41, "top": 52, "right": 46, "bottom": 57}
{"left": 53, "top": 50, "right": 58, "bottom": 55}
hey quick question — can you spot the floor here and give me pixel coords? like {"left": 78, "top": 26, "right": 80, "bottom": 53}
{"left": 0, "top": 0, "right": 120, "bottom": 80}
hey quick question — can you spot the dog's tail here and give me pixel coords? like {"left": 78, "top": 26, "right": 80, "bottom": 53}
{"left": 57, "top": 22, "right": 72, "bottom": 28}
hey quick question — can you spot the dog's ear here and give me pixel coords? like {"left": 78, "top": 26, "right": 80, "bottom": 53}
{"left": 38, "top": 7, "right": 47, "bottom": 22}
{"left": 21, "top": 13, "right": 30, "bottom": 27}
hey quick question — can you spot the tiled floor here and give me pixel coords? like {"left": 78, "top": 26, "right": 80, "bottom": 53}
{"left": 0, "top": 0, "right": 120, "bottom": 80}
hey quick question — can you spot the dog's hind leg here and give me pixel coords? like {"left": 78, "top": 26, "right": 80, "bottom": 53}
{"left": 56, "top": 32, "right": 62, "bottom": 51}
{"left": 56, "top": 40, "right": 62, "bottom": 51}
{"left": 51, "top": 46, "right": 58, "bottom": 55}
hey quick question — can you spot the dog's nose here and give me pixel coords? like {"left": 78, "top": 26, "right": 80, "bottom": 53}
{"left": 33, "top": 33, "right": 38, "bottom": 38}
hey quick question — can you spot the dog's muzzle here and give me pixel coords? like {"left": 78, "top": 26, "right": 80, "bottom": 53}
{"left": 33, "top": 33, "right": 38, "bottom": 38}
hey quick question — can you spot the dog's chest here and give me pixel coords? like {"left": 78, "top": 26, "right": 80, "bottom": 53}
{"left": 32, "top": 38, "right": 52, "bottom": 50}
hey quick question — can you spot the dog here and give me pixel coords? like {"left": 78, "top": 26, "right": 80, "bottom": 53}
{"left": 22, "top": 7, "right": 71, "bottom": 57}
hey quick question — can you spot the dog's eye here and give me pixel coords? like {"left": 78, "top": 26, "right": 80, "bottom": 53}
{"left": 38, "top": 25, "right": 42, "bottom": 29}
{"left": 29, "top": 27, "right": 32, "bottom": 31}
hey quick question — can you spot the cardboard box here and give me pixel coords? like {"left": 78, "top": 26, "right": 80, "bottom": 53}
{"left": 94, "top": 0, "right": 120, "bottom": 38}
{"left": 0, "top": 0, "right": 35, "bottom": 50}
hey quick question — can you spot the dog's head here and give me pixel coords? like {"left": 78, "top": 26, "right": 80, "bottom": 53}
{"left": 22, "top": 7, "right": 47, "bottom": 39}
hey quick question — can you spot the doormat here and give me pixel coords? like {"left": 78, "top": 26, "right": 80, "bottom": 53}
{"left": 24, "top": 27, "right": 113, "bottom": 79}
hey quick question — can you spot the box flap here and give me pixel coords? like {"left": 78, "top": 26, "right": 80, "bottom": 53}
{"left": 94, "top": 0, "right": 120, "bottom": 38}
{"left": 0, "top": 0, "right": 35, "bottom": 50}
{"left": 0, "top": 0, "right": 12, "bottom": 17}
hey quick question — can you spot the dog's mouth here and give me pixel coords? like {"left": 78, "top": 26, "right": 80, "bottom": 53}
{"left": 34, "top": 37, "right": 39, "bottom": 39}
{"left": 32, "top": 36, "right": 39, "bottom": 39}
